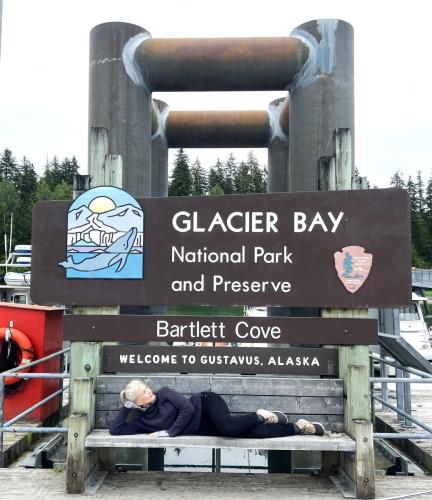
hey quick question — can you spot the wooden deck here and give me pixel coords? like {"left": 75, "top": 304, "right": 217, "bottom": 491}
{"left": 375, "top": 384, "right": 432, "bottom": 472}
{"left": 0, "top": 469, "right": 431, "bottom": 499}
{"left": 0, "top": 422, "right": 42, "bottom": 467}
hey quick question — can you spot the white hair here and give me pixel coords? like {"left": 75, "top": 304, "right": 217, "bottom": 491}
{"left": 119, "top": 379, "right": 150, "bottom": 404}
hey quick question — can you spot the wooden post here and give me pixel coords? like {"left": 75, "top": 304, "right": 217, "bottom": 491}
{"left": 66, "top": 413, "right": 89, "bottom": 494}
{"left": 321, "top": 129, "right": 375, "bottom": 498}
{"left": 352, "top": 419, "right": 375, "bottom": 499}
{"left": 67, "top": 129, "right": 122, "bottom": 488}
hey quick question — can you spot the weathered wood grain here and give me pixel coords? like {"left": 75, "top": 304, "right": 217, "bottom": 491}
{"left": 95, "top": 393, "right": 343, "bottom": 414}
{"left": 85, "top": 429, "right": 355, "bottom": 452}
{"left": 96, "top": 375, "right": 343, "bottom": 397}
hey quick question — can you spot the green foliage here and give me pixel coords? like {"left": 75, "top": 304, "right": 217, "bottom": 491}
{"left": 0, "top": 182, "right": 22, "bottom": 260}
{"left": 208, "top": 159, "right": 225, "bottom": 193}
{"left": 0, "top": 148, "right": 78, "bottom": 258}
{"left": 168, "top": 148, "right": 192, "bottom": 196}
{"left": 0, "top": 149, "right": 18, "bottom": 183}
{"left": 209, "top": 184, "right": 224, "bottom": 196}
{"left": 190, "top": 158, "right": 208, "bottom": 196}
{"left": 40, "top": 155, "right": 79, "bottom": 190}
{"left": 170, "top": 149, "right": 267, "bottom": 197}
{"left": 391, "top": 169, "right": 432, "bottom": 268}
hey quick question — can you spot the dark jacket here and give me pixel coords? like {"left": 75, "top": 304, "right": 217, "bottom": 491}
{"left": 109, "top": 387, "right": 202, "bottom": 437}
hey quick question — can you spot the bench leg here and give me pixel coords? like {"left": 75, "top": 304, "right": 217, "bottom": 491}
{"left": 66, "top": 413, "right": 90, "bottom": 494}
{"left": 99, "top": 448, "right": 116, "bottom": 472}
{"left": 339, "top": 420, "right": 375, "bottom": 499}
{"left": 321, "top": 451, "right": 339, "bottom": 477}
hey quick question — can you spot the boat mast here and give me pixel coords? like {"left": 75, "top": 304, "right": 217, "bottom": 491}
{"left": 9, "top": 212, "right": 12, "bottom": 260}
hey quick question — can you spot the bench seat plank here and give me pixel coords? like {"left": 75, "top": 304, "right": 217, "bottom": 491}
{"left": 86, "top": 429, "right": 355, "bottom": 452}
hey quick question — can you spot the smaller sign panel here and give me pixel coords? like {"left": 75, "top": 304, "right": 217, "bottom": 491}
{"left": 102, "top": 346, "right": 338, "bottom": 376}
{"left": 64, "top": 315, "right": 377, "bottom": 345}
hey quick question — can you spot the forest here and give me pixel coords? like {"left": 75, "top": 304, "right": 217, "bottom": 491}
{"left": 0, "top": 147, "right": 430, "bottom": 267}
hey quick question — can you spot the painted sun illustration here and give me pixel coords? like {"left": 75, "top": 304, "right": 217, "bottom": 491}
{"left": 88, "top": 196, "right": 116, "bottom": 214}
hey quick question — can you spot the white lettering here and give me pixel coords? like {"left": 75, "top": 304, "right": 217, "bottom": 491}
{"left": 172, "top": 211, "right": 192, "bottom": 232}
{"left": 308, "top": 212, "right": 328, "bottom": 232}
{"left": 294, "top": 212, "right": 307, "bottom": 232}
{"left": 328, "top": 211, "right": 344, "bottom": 233}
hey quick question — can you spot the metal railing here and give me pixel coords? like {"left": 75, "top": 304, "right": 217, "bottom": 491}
{"left": 370, "top": 352, "right": 432, "bottom": 440}
{"left": 0, "top": 347, "right": 70, "bottom": 467}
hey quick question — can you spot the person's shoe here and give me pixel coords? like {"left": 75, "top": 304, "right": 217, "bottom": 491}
{"left": 256, "top": 409, "right": 278, "bottom": 424}
{"left": 271, "top": 410, "right": 289, "bottom": 425}
{"left": 295, "top": 418, "right": 325, "bottom": 436}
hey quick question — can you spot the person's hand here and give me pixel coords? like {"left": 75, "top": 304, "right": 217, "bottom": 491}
{"left": 148, "top": 430, "right": 169, "bottom": 438}
{"left": 124, "top": 401, "right": 140, "bottom": 410}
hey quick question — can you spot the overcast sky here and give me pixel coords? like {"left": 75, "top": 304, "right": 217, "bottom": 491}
{"left": 0, "top": 0, "right": 431, "bottom": 188}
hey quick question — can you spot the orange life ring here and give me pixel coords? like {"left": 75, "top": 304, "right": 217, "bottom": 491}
{"left": 0, "top": 327, "right": 35, "bottom": 385}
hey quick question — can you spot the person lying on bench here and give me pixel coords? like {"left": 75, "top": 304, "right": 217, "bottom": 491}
{"left": 110, "top": 379, "right": 325, "bottom": 438}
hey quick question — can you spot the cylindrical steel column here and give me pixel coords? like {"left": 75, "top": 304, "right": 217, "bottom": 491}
{"left": 135, "top": 37, "right": 309, "bottom": 91}
{"left": 89, "top": 22, "right": 152, "bottom": 196}
{"left": 288, "top": 20, "right": 354, "bottom": 191}
{"left": 151, "top": 99, "right": 169, "bottom": 197}
{"left": 267, "top": 97, "right": 289, "bottom": 192}
{"left": 165, "top": 110, "right": 270, "bottom": 148}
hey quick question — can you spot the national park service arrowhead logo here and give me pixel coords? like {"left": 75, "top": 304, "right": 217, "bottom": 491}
{"left": 334, "top": 246, "right": 373, "bottom": 294}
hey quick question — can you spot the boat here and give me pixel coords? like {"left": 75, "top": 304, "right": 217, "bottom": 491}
{"left": 399, "top": 292, "right": 432, "bottom": 361}
{"left": 0, "top": 245, "right": 32, "bottom": 304}
{"left": 4, "top": 271, "right": 31, "bottom": 287}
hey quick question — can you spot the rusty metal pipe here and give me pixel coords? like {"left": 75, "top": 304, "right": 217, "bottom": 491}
{"left": 165, "top": 110, "right": 271, "bottom": 148}
{"left": 136, "top": 37, "right": 308, "bottom": 91}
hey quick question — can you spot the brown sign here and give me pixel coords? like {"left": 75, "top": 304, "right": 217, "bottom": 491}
{"left": 64, "top": 315, "right": 377, "bottom": 344}
{"left": 102, "top": 346, "right": 338, "bottom": 376}
{"left": 31, "top": 188, "right": 411, "bottom": 307}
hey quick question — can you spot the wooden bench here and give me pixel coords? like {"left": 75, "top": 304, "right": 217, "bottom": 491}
{"left": 67, "top": 353, "right": 375, "bottom": 499}
{"left": 71, "top": 373, "right": 369, "bottom": 497}
{"left": 87, "top": 375, "right": 354, "bottom": 454}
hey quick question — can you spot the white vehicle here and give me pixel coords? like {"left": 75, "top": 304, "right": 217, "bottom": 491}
{"left": 399, "top": 292, "right": 432, "bottom": 360}
{"left": 0, "top": 246, "right": 32, "bottom": 305}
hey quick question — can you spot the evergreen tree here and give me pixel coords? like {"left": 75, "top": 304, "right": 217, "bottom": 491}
{"left": 234, "top": 161, "right": 252, "bottom": 193}
{"left": 246, "top": 151, "right": 267, "bottom": 193}
{"left": 209, "top": 184, "right": 224, "bottom": 196}
{"left": 15, "top": 157, "right": 37, "bottom": 203}
{"left": 208, "top": 159, "right": 225, "bottom": 193}
{"left": 425, "top": 174, "right": 432, "bottom": 241}
{"left": 42, "top": 156, "right": 63, "bottom": 190}
{"left": 425, "top": 174, "right": 432, "bottom": 215}
{"left": 412, "top": 212, "right": 431, "bottom": 265}
{"left": 0, "top": 182, "right": 21, "bottom": 258}
{"left": 14, "top": 158, "right": 38, "bottom": 246}
{"left": 0, "top": 148, "right": 18, "bottom": 184}
{"left": 390, "top": 170, "right": 405, "bottom": 189}
{"left": 416, "top": 170, "right": 425, "bottom": 213}
{"left": 60, "top": 156, "right": 80, "bottom": 184}
{"left": 223, "top": 153, "right": 237, "bottom": 194}
{"left": 168, "top": 148, "right": 192, "bottom": 196}
{"left": 342, "top": 252, "right": 353, "bottom": 277}
{"left": 190, "top": 158, "right": 208, "bottom": 196}
{"left": 406, "top": 176, "right": 417, "bottom": 213}
{"left": 53, "top": 182, "right": 73, "bottom": 200}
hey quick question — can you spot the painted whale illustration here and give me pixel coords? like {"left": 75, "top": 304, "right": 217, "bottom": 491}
{"left": 59, "top": 227, "right": 138, "bottom": 273}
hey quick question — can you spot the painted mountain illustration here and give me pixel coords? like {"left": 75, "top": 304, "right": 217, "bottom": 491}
{"left": 59, "top": 187, "right": 144, "bottom": 280}
{"left": 67, "top": 204, "right": 144, "bottom": 247}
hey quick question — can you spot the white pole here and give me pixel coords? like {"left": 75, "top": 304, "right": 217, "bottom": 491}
{"left": 8, "top": 213, "right": 12, "bottom": 257}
